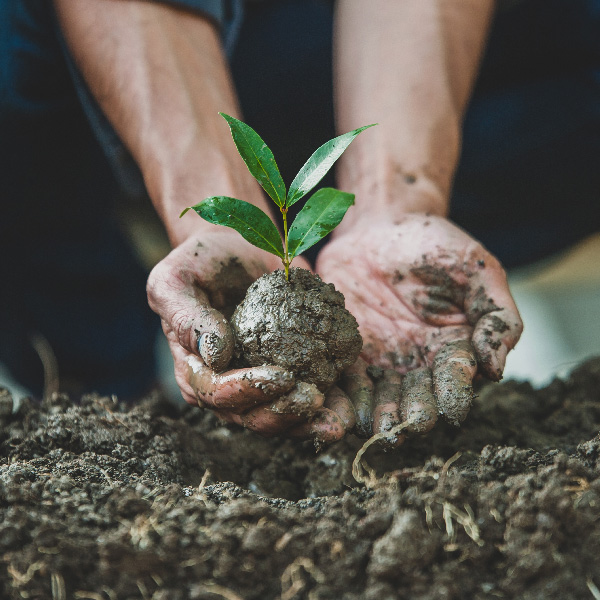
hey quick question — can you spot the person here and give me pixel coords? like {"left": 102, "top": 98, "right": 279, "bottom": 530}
{"left": 4, "top": 0, "right": 597, "bottom": 445}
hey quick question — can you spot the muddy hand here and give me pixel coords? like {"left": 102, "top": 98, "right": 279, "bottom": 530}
{"left": 287, "top": 385, "right": 356, "bottom": 448}
{"left": 186, "top": 351, "right": 354, "bottom": 445}
{"left": 227, "top": 383, "right": 354, "bottom": 448}
{"left": 147, "top": 231, "right": 294, "bottom": 404}
{"left": 148, "top": 230, "right": 340, "bottom": 440}
{"left": 221, "top": 381, "right": 355, "bottom": 447}
{"left": 318, "top": 214, "right": 523, "bottom": 443}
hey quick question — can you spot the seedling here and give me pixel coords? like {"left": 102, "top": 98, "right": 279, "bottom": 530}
{"left": 181, "top": 113, "right": 375, "bottom": 280}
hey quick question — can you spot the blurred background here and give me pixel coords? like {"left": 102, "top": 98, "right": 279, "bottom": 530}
{"left": 503, "top": 233, "right": 600, "bottom": 385}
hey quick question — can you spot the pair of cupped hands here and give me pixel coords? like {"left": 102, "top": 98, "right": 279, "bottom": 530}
{"left": 147, "top": 213, "right": 523, "bottom": 448}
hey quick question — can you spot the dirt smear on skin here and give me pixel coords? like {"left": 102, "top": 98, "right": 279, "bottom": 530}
{"left": 202, "top": 256, "right": 257, "bottom": 319}
{"left": 2, "top": 358, "right": 600, "bottom": 599}
{"left": 410, "top": 265, "right": 467, "bottom": 320}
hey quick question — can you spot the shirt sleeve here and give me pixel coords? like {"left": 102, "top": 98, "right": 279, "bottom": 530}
{"left": 154, "top": 0, "right": 230, "bottom": 29}
{"left": 155, "top": 0, "right": 243, "bottom": 54}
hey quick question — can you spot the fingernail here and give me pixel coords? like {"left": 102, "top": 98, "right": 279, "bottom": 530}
{"left": 198, "top": 333, "right": 208, "bottom": 357}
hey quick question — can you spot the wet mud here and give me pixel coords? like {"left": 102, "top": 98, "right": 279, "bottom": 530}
{"left": 231, "top": 268, "right": 362, "bottom": 391}
{"left": 1, "top": 358, "right": 600, "bottom": 599}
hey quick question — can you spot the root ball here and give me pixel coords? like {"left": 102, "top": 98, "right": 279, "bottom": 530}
{"left": 231, "top": 268, "right": 362, "bottom": 391}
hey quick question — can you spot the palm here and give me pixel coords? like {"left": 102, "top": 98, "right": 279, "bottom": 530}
{"left": 317, "top": 214, "right": 523, "bottom": 427}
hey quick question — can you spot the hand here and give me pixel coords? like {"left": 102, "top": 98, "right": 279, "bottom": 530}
{"left": 317, "top": 213, "right": 523, "bottom": 444}
{"left": 147, "top": 230, "right": 354, "bottom": 445}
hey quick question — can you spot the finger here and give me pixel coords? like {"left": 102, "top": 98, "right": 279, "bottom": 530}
{"left": 400, "top": 367, "right": 438, "bottom": 434}
{"left": 288, "top": 408, "right": 347, "bottom": 449}
{"left": 432, "top": 340, "right": 477, "bottom": 427}
{"left": 465, "top": 261, "right": 524, "bottom": 381}
{"left": 372, "top": 369, "right": 405, "bottom": 447}
{"left": 270, "top": 382, "right": 325, "bottom": 415}
{"left": 324, "top": 386, "right": 356, "bottom": 431}
{"left": 148, "top": 258, "right": 234, "bottom": 372}
{"left": 339, "top": 358, "right": 373, "bottom": 437}
{"left": 187, "top": 355, "right": 295, "bottom": 412}
{"left": 240, "top": 383, "right": 325, "bottom": 436}
{"left": 288, "top": 387, "right": 355, "bottom": 448}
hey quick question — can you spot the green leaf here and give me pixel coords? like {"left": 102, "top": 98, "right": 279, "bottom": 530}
{"left": 185, "top": 197, "right": 284, "bottom": 258}
{"left": 288, "top": 188, "right": 354, "bottom": 259}
{"left": 287, "top": 124, "right": 376, "bottom": 207}
{"left": 220, "top": 113, "right": 286, "bottom": 208}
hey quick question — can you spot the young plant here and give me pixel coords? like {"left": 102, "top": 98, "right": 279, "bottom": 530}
{"left": 181, "top": 113, "right": 375, "bottom": 280}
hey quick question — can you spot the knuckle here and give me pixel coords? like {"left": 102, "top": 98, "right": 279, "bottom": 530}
{"left": 146, "top": 269, "right": 162, "bottom": 309}
{"left": 147, "top": 265, "right": 186, "bottom": 314}
{"left": 146, "top": 261, "right": 171, "bottom": 301}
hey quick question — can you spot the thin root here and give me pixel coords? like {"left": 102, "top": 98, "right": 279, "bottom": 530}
{"left": 281, "top": 557, "right": 325, "bottom": 600}
{"left": 194, "top": 583, "right": 244, "bottom": 600}
{"left": 441, "top": 501, "right": 484, "bottom": 547}
{"left": 30, "top": 332, "right": 59, "bottom": 399}
{"left": 352, "top": 422, "right": 409, "bottom": 486}
{"left": 197, "top": 469, "right": 211, "bottom": 494}
{"left": 51, "top": 572, "right": 66, "bottom": 600}
{"left": 440, "top": 451, "right": 462, "bottom": 479}
{"left": 7, "top": 561, "right": 45, "bottom": 587}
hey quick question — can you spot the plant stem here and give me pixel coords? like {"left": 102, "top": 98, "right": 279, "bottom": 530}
{"left": 281, "top": 206, "right": 290, "bottom": 280}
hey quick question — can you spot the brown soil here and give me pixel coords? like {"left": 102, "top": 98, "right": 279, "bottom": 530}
{"left": 1, "top": 358, "right": 600, "bottom": 599}
{"left": 231, "top": 268, "right": 362, "bottom": 391}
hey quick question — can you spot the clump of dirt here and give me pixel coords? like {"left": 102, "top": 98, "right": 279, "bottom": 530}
{"left": 231, "top": 268, "right": 362, "bottom": 391}
{"left": 1, "top": 358, "right": 600, "bottom": 599}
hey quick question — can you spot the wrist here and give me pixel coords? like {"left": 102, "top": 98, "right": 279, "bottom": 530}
{"left": 332, "top": 120, "right": 458, "bottom": 234}
{"left": 334, "top": 160, "right": 450, "bottom": 236}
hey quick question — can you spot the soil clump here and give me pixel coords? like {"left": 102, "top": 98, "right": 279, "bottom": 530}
{"left": 231, "top": 268, "right": 362, "bottom": 391}
{"left": 1, "top": 358, "right": 600, "bottom": 599}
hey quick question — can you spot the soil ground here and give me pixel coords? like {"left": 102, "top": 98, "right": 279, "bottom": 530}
{"left": 1, "top": 358, "right": 600, "bottom": 600}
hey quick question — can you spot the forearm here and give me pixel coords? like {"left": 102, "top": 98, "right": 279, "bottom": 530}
{"left": 54, "top": 0, "right": 267, "bottom": 246}
{"left": 333, "top": 0, "right": 494, "bottom": 228}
